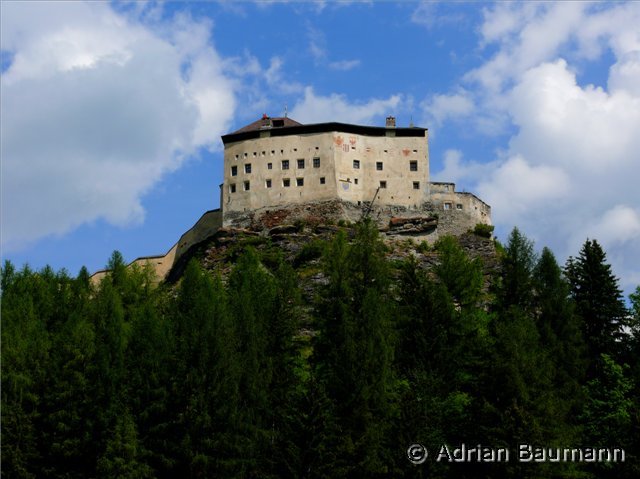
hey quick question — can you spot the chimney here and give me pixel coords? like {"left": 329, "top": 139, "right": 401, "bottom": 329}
{"left": 385, "top": 116, "right": 396, "bottom": 128}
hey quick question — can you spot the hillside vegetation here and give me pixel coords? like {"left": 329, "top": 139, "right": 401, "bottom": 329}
{"left": 2, "top": 220, "right": 639, "bottom": 478}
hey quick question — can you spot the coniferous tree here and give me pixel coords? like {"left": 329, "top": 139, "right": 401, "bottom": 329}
{"left": 565, "top": 239, "right": 628, "bottom": 363}
{"left": 311, "top": 220, "right": 399, "bottom": 477}
{"left": 533, "top": 247, "right": 586, "bottom": 412}
{"left": 1, "top": 264, "right": 50, "bottom": 478}
{"left": 172, "top": 259, "right": 239, "bottom": 477}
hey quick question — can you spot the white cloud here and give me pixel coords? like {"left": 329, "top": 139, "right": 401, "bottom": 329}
{"left": 1, "top": 1, "right": 236, "bottom": 250}
{"left": 421, "top": 91, "right": 474, "bottom": 127}
{"left": 289, "top": 87, "right": 401, "bottom": 125}
{"left": 411, "top": 2, "right": 466, "bottom": 30}
{"left": 430, "top": 2, "right": 640, "bottom": 291}
{"left": 328, "top": 59, "right": 361, "bottom": 71}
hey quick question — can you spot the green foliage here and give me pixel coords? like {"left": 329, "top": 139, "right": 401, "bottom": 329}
{"left": 473, "top": 222, "right": 495, "bottom": 238}
{"left": 293, "top": 239, "right": 325, "bottom": 267}
{"left": 417, "top": 240, "right": 430, "bottom": 253}
{"left": 565, "top": 239, "right": 628, "bottom": 364}
{"left": 498, "top": 227, "right": 537, "bottom": 311}
{"left": 1, "top": 227, "right": 637, "bottom": 479}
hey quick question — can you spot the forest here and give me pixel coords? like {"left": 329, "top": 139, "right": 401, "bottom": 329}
{"left": 2, "top": 220, "right": 639, "bottom": 478}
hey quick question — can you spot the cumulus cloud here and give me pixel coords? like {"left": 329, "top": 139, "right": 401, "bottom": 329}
{"left": 432, "top": 2, "right": 640, "bottom": 291}
{"left": 290, "top": 87, "right": 401, "bottom": 125}
{"left": 1, "top": 2, "right": 236, "bottom": 250}
{"left": 421, "top": 91, "right": 474, "bottom": 127}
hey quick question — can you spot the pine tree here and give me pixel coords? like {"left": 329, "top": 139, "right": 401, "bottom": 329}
{"left": 172, "top": 259, "right": 239, "bottom": 477}
{"left": 1, "top": 264, "right": 50, "bottom": 478}
{"left": 565, "top": 239, "right": 628, "bottom": 363}
{"left": 498, "top": 227, "right": 536, "bottom": 312}
{"left": 311, "top": 220, "right": 399, "bottom": 476}
{"left": 533, "top": 247, "right": 586, "bottom": 406}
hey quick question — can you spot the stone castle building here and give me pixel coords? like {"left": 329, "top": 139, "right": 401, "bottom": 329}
{"left": 91, "top": 115, "right": 491, "bottom": 283}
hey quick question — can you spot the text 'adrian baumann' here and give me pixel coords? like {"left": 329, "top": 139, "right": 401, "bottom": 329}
{"left": 436, "top": 444, "right": 625, "bottom": 463}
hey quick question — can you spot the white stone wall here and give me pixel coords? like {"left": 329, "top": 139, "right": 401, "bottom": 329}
{"left": 222, "top": 129, "right": 429, "bottom": 223}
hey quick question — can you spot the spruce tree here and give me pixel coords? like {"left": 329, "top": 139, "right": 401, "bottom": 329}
{"left": 565, "top": 239, "right": 628, "bottom": 362}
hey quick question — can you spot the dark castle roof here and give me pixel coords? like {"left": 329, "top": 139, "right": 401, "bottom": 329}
{"left": 231, "top": 116, "right": 303, "bottom": 134}
{"left": 222, "top": 115, "right": 427, "bottom": 144}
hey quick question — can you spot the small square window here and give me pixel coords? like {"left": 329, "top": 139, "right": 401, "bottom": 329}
{"left": 243, "top": 152, "right": 248, "bottom": 158}
{"left": 444, "top": 202, "right": 452, "bottom": 210}
{"left": 267, "top": 162, "right": 273, "bottom": 170}
{"left": 293, "top": 148, "right": 298, "bottom": 152}
{"left": 320, "top": 177, "right": 326, "bottom": 184}
{"left": 413, "top": 149, "right": 418, "bottom": 153}
{"left": 271, "top": 150, "right": 275, "bottom": 155}
{"left": 245, "top": 164, "right": 252, "bottom": 174}
{"left": 380, "top": 181, "right": 387, "bottom": 189}
{"left": 354, "top": 178, "right": 358, "bottom": 185}
{"left": 261, "top": 151, "right": 266, "bottom": 156}
{"left": 413, "top": 181, "right": 420, "bottom": 190}
{"left": 353, "top": 160, "right": 360, "bottom": 169}
{"left": 230, "top": 183, "right": 236, "bottom": 193}
{"left": 297, "top": 159, "right": 305, "bottom": 169}
{"left": 266, "top": 179, "right": 272, "bottom": 188}
{"left": 410, "top": 161, "right": 418, "bottom": 171}
{"left": 253, "top": 152, "right": 257, "bottom": 157}
{"left": 376, "top": 162, "right": 383, "bottom": 171}
{"left": 313, "top": 157, "right": 320, "bottom": 168}
{"left": 296, "top": 178, "right": 304, "bottom": 187}
{"left": 231, "top": 165, "right": 238, "bottom": 176}
{"left": 234, "top": 154, "right": 239, "bottom": 160}
{"left": 282, "top": 160, "right": 289, "bottom": 170}
{"left": 283, "top": 178, "right": 291, "bottom": 187}
{"left": 244, "top": 181, "right": 250, "bottom": 191}
{"left": 456, "top": 204, "right": 463, "bottom": 210}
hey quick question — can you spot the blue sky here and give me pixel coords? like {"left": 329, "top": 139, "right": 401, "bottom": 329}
{"left": 2, "top": 1, "right": 639, "bottom": 297}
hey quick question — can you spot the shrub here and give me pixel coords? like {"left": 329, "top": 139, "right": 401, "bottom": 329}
{"left": 473, "top": 223, "right": 494, "bottom": 238}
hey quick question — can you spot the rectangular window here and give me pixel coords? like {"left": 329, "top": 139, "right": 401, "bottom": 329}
{"left": 245, "top": 163, "right": 252, "bottom": 174}
{"left": 230, "top": 183, "right": 236, "bottom": 193}
{"left": 456, "top": 204, "right": 463, "bottom": 210}
{"left": 320, "top": 177, "right": 326, "bottom": 184}
{"left": 313, "top": 157, "right": 320, "bottom": 168}
{"left": 282, "top": 160, "right": 289, "bottom": 170}
{"left": 413, "top": 181, "right": 420, "bottom": 190}
{"left": 376, "top": 162, "right": 383, "bottom": 171}
{"left": 410, "top": 161, "right": 418, "bottom": 172}
{"left": 354, "top": 178, "right": 358, "bottom": 185}
{"left": 231, "top": 165, "right": 238, "bottom": 176}
{"left": 283, "top": 178, "right": 291, "bottom": 187}
{"left": 297, "top": 159, "right": 305, "bottom": 169}
{"left": 267, "top": 162, "right": 273, "bottom": 170}
{"left": 296, "top": 178, "right": 304, "bottom": 187}
{"left": 266, "top": 179, "right": 272, "bottom": 188}
{"left": 244, "top": 181, "right": 250, "bottom": 191}
{"left": 380, "top": 181, "right": 387, "bottom": 189}
{"left": 444, "top": 202, "right": 452, "bottom": 210}
{"left": 353, "top": 159, "right": 360, "bottom": 169}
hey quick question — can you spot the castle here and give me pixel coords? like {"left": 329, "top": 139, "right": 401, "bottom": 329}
{"left": 90, "top": 115, "right": 491, "bottom": 283}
